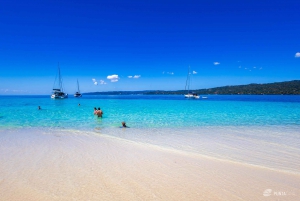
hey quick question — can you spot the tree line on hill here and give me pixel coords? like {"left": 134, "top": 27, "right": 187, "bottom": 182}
{"left": 84, "top": 80, "right": 300, "bottom": 95}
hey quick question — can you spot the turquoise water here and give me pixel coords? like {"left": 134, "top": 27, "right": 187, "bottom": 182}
{"left": 1, "top": 95, "right": 300, "bottom": 173}
{"left": 0, "top": 95, "right": 300, "bottom": 130}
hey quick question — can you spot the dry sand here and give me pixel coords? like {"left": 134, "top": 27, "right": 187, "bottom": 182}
{"left": 0, "top": 129, "right": 299, "bottom": 201}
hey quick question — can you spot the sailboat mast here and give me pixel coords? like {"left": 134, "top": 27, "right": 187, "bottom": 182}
{"left": 58, "top": 63, "right": 62, "bottom": 91}
{"left": 187, "top": 66, "right": 190, "bottom": 93}
{"left": 77, "top": 79, "right": 80, "bottom": 92}
{"left": 185, "top": 66, "right": 190, "bottom": 93}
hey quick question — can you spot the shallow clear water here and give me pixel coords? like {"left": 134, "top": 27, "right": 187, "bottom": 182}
{"left": 1, "top": 95, "right": 300, "bottom": 129}
{"left": 1, "top": 95, "right": 300, "bottom": 173}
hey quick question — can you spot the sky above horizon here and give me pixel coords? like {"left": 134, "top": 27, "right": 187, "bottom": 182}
{"left": 1, "top": 0, "right": 300, "bottom": 95}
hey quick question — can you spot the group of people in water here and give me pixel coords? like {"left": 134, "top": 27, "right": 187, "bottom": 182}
{"left": 93, "top": 107, "right": 103, "bottom": 118}
{"left": 38, "top": 105, "right": 128, "bottom": 128}
{"left": 94, "top": 107, "right": 128, "bottom": 127}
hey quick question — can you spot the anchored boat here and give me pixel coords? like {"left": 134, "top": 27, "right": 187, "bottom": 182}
{"left": 184, "top": 66, "right": 199, "bottom": 99}
{"left": 51, "top": 63, "right": 68, "bottom": 99}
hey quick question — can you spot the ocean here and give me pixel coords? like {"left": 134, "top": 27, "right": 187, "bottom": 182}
{"left": 1, "top": 95, "right": 300, "bottom": 129}
{"left": 1, "top": 95, "right": 300, "bottom": 173}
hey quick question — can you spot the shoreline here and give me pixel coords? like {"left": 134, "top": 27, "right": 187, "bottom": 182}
{"left": 0, "top": 129, "right": 299, "bottom": 200}
{"left": 1, "top": 125, "right": 300, "bottom": 174}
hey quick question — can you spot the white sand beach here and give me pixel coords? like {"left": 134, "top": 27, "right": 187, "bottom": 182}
{"left": 0, "top": 128, "right": 299, "bottom": 201}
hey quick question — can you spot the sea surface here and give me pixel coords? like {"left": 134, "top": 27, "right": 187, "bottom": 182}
{"left": 1, "top": 95, "right": 300, "bottom": 129}
{"left": 1, "top": 95, "right": 300, "bottom": 174}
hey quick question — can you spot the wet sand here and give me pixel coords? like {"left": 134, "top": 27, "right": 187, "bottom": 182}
{"left": 0, "top": 129, "right": 299, "bottom": 201}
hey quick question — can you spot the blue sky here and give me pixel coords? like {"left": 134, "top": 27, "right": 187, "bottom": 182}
{"left": 1, "top": 0, "right": 299, "bottom": 94}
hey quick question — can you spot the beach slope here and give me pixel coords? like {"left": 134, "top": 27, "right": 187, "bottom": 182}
{"left": 0, "top": 129, "right": 299, "bottom": 201}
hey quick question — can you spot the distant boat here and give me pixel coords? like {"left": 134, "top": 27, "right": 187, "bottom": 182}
{"left": 184, "top": 66, "right": 199, "bottom": 99}
{"left": 51, "top": 63, "right": 68, "bottom": 99}
{"left": 74, "top": 79, "right": 82, "bottom": 97}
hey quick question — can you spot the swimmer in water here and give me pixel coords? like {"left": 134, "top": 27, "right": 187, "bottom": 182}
{"left": 121, "top": 121, "right": 127, "bottom": 128}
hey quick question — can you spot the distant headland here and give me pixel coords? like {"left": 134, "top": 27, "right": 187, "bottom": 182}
{"left": 84, "top": 80, "right": 300, "bottom": 95}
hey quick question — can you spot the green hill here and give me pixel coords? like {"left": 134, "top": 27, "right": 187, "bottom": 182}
{"left": 84, "top": 80, "right": 300, "bottom": 95}
{"left": 145, "top": 80, "right": 300, "bottom": 95}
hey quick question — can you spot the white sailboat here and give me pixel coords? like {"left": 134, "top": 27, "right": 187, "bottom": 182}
{"left": 184, "top": 66, "right": 200, "bottom": 99}
{"left": 51, "top": 63, "right": 68, "bottom": 99}
{"left": 74, "top": 79, "right": 82, "bottom": 97}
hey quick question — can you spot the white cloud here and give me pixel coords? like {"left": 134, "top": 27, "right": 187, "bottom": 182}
{"left": 192, "top": 71, "right": 197, "bottom": 74}
{"left": 167, "top": 72, "right": 174, "bottom": 75}
{"left": 295, "top": 52, "right": 300, "bottom": 57}
{"left": 0, "top": 89, "right": 8, "bottom": 92}
{"left": 0, "top": 89, "right": 29, "bottom": 93}
{"left": 92, "top": 78, "right": 98, "bottom": 85}
{"left": 107, "top": 74, "right": 119, "bottom": 80}
{"left": 128, "top": 75, "right": 141, "bottom": 79}
{"left": 92, "top": 78, "right": 107, "bottom": 85}
{"left": 253, "top": 66, "right": 256, "bottom": 68}
{"left": 214, "top": 62, "right": 220, "bottom": 65}
{"left": 99, "top": 80, "right": 106, "bottom": 85}
{"left": 107, "top": 74, "right": 119, "bottom": 82}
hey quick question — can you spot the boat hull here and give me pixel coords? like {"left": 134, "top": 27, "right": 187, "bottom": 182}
{"left": 51, "top": 94, "right": 68, "bottom": 99}
{"left": 74, "top": 94, "right": 82, "bottom": 97}
{"left": 184, "top": 94, "right": 200, "bottom": 99}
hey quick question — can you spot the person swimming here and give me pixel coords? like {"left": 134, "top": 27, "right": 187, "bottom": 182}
{"left": 121, "top": 121, "right": 127, "bottom": 128}
{"left": 93, "top": 107, "right": 97, "bottom": 115}
{"left": 38, "top": 106, "right": 41, "bottom": 110}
